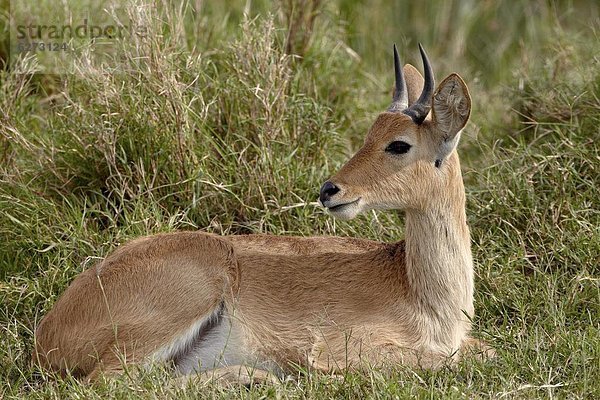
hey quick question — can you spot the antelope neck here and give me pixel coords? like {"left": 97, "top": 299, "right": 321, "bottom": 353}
{"left": 402, "top": 167, "right": 474, "bottom": 321}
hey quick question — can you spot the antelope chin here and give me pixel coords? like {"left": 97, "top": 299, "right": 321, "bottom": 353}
{"left": 326, "top": 198, "right": 362, "bottom": 220}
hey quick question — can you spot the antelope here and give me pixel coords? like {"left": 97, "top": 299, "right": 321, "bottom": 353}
{"left": 33, "top": 44, "right": 491, "bottom": 384}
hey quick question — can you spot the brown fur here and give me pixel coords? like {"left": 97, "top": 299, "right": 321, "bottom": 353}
{"left": 33, "top": 233, "right": 239, "bottom": 378}
{"left": 32, "top": 63, "right": 491, "bottom": 382}
{"left": 404, "top": 64, "right": 424, "bottom": 105}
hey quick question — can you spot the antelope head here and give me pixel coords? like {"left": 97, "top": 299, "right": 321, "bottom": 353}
{"left": 319, "top": 44, "right": 472, "bottom": 220}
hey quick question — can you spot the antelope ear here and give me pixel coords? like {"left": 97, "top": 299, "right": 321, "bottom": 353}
{"left": 403, "top": 64, "right": 424, "bottom": 106}
{"left": 431, "top": 73, "right": 471, "bottom": 164}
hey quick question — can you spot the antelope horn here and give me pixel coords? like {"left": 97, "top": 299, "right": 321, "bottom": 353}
{"left": 387, "top": 44, "right": 408, "bottom": 112}
{"left": 403, "top": 43, "right": 435, "bottom": 124}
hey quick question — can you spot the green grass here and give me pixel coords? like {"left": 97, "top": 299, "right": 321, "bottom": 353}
{"left": 1, "top": 0, "right": 599, "bottom": 398}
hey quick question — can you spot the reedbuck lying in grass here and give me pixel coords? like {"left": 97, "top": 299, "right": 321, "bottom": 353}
{"left": 33, "top": 44, "right": 491, "bottom": 383}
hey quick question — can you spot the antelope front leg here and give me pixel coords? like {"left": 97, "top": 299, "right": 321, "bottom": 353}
{"left": 308, "top": 327, "right": 435, "bottom": 372}
{"left": 460, "top": 337, "right": 496, "bottom": 360}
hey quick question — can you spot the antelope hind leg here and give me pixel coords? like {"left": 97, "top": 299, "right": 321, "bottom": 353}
{"left": 177, "top": 365, "right": 280, "bottom": 387}
{"left": 33, "top": 232, "right": 240, "bottom": 379}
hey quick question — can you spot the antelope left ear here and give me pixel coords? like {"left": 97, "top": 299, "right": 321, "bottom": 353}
{"left": 431, "top": 73, "right": 471, "bottom": 165}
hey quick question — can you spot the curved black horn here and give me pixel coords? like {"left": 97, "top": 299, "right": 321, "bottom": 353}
{"left": 387, "top": 44, "right": 408, "bottom": 112}
{"left": 403, "top": 43, "right": 435, "bottom": 124}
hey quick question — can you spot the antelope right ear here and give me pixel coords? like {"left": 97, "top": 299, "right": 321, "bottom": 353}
{"left": 431, "top": 73, "right": 471, "bottom": 165}
{"left": 403, "top": 64, "right": 424, "bottom": 106}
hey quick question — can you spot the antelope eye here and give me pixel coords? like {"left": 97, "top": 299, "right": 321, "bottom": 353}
{"left": 385, "top": 141, "right": 412, "bottom": 155}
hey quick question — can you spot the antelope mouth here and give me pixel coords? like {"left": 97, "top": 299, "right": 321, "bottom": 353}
{"left": 326, "top": 198, "right": 361, "bottom": 212}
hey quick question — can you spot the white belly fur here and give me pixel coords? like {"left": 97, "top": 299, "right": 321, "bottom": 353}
{"left": 152, "top": 307, "right": 281, "bottom": 376}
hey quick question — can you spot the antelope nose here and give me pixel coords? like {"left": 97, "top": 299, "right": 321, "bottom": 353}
{"left": 319, "top": 181, "right": 340, "bottom": 204}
